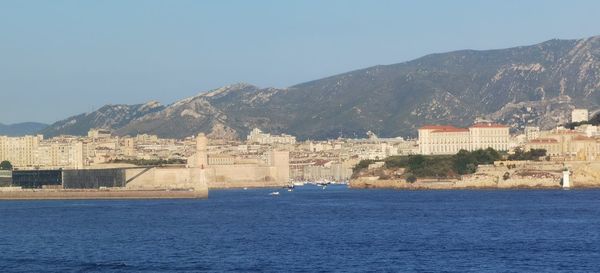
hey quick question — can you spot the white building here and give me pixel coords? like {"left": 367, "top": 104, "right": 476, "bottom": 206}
{"left": 571, "top": 109, "right": 589, "bottom": 123}
{"left": 0, "top": 135, "right": 43, "bottom": 167}
{"left": 418, "top": 123, "right": 510, "bottom": 155}
{"left": 0, "top": 135, "right": 84, "bottom": 169}
{"left": 88, "top": 128, "right": 112, "bottom": 139}
{"left": 247, "top": 128, "right": 296, "bottom": 145}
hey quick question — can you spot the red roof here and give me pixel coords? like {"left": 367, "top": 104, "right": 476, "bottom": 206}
{"left": 470, "top": 123, "right": 508, "bottom": 128}
{"left": 573, "top": 135, "right": 594, "bottom": 141}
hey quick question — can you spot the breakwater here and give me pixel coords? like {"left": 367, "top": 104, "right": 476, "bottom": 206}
{"left": 0, "top": 189, "right": 207, "bottom": 200}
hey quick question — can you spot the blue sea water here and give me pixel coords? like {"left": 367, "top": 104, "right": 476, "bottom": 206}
{"left": 1, "top": 185, "right": 600, "bottom": 272}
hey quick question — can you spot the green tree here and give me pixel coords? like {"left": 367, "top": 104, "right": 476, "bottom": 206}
{"left": 508, "top": 148, "right": 546, "bottom": 161}
{"left": 407, "top": 155, "right": 426, "bottom": 171}
{"left": 529, "top": 149, "right": 547, "bottom": 158}
{"left": 0, "top": 160, "right": 13, "bottom": 170}
{"left": 453, "top": 149, "right": 476, "bottom": 174}
{"left": 352, "top": 159, "right": 375, "bottom": 173}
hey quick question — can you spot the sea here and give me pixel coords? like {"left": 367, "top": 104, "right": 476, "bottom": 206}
{"left": 1, "top": 185, "right": 600, "bottom": 272}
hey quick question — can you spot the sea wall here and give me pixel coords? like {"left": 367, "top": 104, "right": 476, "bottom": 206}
{"left": 204, "top": 165, "right": 287, "bottom": 189}
{"left": 0, "top": 189, "right": 205, "bottom": 200}
{"left": 125, "top": 167, "right": 209, "bottom": 196}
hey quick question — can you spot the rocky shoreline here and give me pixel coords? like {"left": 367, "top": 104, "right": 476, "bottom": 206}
{"left": 350, "top": 160, "right": 600, "bottom": 190}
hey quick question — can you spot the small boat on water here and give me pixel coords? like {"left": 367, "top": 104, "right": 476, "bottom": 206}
{"left": 287, "top": 189, "right": 293, "bottom": 192}
{"left": 269, "top": 191, "right": 280, "bottom": 196}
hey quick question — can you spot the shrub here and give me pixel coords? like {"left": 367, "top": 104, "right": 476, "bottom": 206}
{"left": 0, "top": 160, "right": 12, "bottom": 170}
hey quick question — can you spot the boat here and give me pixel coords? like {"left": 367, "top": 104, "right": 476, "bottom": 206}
{"left": 287, "top": 189, "right": 293, "bottom": 192}
{"left": 269, "top": 191, "right": 280, "bottom": 196}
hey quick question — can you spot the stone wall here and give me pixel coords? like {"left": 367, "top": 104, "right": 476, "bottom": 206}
{"left": 0, "top": 189, "right": 206, "bottom": 200}
{"left": 125, "top": 167, "right": 209, "bottom": 196}
{"left": 205, "top": 165, "right": 287, "bottom": 189}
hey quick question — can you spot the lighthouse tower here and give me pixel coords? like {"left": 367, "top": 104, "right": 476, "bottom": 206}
{"left": 196, "top": 133, "right": 208, "bottom": 169}
{"left": 562, "top": 168, "right": 571, "bottom": 189}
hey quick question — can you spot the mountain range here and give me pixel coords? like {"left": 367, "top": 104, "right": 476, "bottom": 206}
{"left": 39, "top": 35, "right": 600, "bottom": 140}
{"left": 0, "top": 122, "right": 48, "bottom": 137}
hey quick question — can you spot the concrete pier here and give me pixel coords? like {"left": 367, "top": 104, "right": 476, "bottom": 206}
{"left": 0, "top": 189, "right": 207, "bottom": 200}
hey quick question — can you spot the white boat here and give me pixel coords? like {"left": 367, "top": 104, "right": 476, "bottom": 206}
{"left": 269, "top": 191, "right": 280, "bottom": 196}
{"left": 292, "top": 182, "right": 304, "bottom": 187}
{"left": 287, "top": 189, "right": 293, "bottom": 192}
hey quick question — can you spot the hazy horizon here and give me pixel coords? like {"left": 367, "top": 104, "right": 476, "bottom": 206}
{"left": 2, "top": 0, "right": 600, "bottom": 124}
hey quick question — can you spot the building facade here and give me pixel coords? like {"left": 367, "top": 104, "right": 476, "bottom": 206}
{"left": 0, "top": 135, "right": 43, "bottom": 167}
{"left": 247, "top": 128, "right": 296, "bottom": 145}
{"left": 418, "top": 123, "right": 510, "bottom": 155}
{"left": 571, "top": 109, "right": 589, "bottom": 123}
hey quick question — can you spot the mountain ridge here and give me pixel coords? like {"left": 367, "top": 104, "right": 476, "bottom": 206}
{"left": 0, "top": 122, "right": 48, "bottom": 136}
{"left": 40, "top": 35, "right": 600, "bottom": 139}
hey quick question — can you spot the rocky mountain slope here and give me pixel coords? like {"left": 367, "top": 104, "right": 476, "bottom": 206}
{"left": 40, "top": 101, "right": 164, "bottom": 137}
{"left": 41, "top": 35, "right": 600, "bottom": 139}
{"left": 0, "top": 122, "right": 48, "bottom": 136}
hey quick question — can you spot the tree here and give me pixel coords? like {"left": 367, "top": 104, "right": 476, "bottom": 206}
{"left": 508, "top": 148, "right": 546, "bottom": 161}
{"left": 407, "top": 155, "right": 427, "bottom": 171}
{"left": 453, "top": 149, "right": 476, "bottom": 174}
{"left": 529, "top": 149, "right": 547, "bottom": 158}
{"left": 0, "top": 161, "right": 13, "bottom": 170}
{"left": 352, "top": 159, "right": 375, "bottom": 173}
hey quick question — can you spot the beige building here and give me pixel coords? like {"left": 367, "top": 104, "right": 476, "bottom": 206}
{"left": 0, "top": 135, "right": 43, "bottom": 167}
{"left": 524, "top": 126, "right": 540, "bottom": 141}
{"left": 418, "top": 123, "right": 510, "bottom": 155}
{"left": 188, "top": 133, "right": 290, "bottom": 188}
{"left": 0, "top": 135, "right": 85, "bottom": 169}
{"left": 36, "top": 141, "right": 85, "bottom": 169}
{"left": 525, "top": 130, "right": 600, "bottom": 160}
{"left": 571, "top": 109, "right": 589, "bottom": 123}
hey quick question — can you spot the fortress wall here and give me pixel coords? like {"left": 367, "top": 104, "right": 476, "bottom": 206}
{"left": 568, "top": 161, "right": 600, "bottom": 187}
{"left": 125, "top": 167, "right": 209, "bottom": 195}
{"left": 206, "top": 165, "right": 287, "bottom": 189}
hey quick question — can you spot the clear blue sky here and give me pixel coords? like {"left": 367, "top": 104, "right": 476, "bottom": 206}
{"left": 1, "top": 0, "right": 599, "bottom": 124}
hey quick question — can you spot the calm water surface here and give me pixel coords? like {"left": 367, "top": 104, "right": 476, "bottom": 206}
{"left": 1, "top": 185, "right": 600, "bottom": 272}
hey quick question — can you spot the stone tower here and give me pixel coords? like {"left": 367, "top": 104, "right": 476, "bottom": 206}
{"left": 196, "top": 133, "right": 208, "bottom": 168}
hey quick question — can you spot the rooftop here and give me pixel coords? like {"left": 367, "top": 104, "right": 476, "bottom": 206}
{"left": 431, "top": 128, "right": 470, "bottom": 133}
{"left": 529, "top": 138, "right": 558, "bottom": 143}
{"left": 470, "top": 123, "right": 509, "bottom": 128}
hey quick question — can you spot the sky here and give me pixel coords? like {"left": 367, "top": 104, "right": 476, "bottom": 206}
{"left": 1, "top": 0, "right": 600, "bottom": 124}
